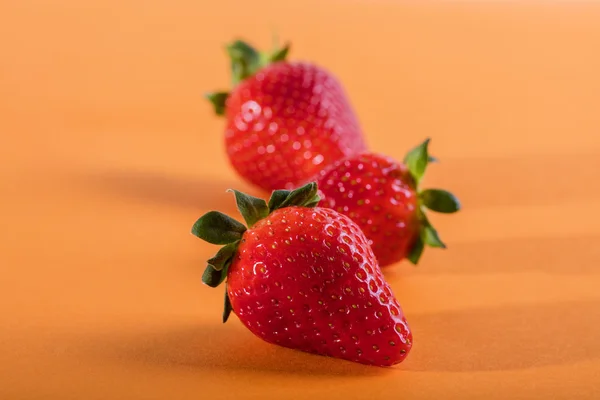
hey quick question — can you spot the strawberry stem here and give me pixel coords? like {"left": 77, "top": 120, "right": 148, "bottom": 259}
{"left": 207, "top": 241, "right": 240, "bottom": 271}
{"left": 227, "top": 40, "right": 262, "bottom": 85}
{"left": 223, "top": 284, "right": 233, "bottom": 323}
{"left": 227, "top": 189, "right": 269, "bottom": 228}
{"left": 420, "top": 189, "right": 460, "bottom": 213}
{"left": 204, "top": 92, "right": 229, "bottom": 116}
{"left": 274, "top": 182, "right": 320, "bottom": 210}
{"left": 403, "top": 138, "right": 431, "bottom": 185}
{"left": 206, "top": 38, "right": 290, "bottom": 117}
{"left": 191, "top": 182, "right": 321, "bottom": 322}
{"left": 190, "top": 211, "right": 246, "bottom": 245}
{"left": 403, "top": 139, "right": 460, "bottom": 265}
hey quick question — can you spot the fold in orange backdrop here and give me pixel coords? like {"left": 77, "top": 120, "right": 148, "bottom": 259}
{"left": 1, "top": 1, "right": 600, "bottom": 399}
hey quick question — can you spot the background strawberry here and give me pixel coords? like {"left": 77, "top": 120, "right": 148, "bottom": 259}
{"left": 191, "top": 182, "right": 412, "bottom": 366}
{"left": 206, "top": 39, "right": 367, "bottom": 192}
{"left": 315, "top": 139, "right": 460, "bottom": 267}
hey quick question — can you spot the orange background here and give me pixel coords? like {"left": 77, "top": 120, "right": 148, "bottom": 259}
{"left": 1, "top": 0, "right": 600, "bottom": 399}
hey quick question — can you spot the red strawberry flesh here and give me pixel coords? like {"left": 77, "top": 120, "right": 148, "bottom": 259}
{"left": 224, "top": 62, "right": 366, "bottom": 191}
{"left": 317, "top": 153, "right": 421, "bottom": 266}
{"left": 227, "top": 206, "right": 412, "bottom": 366}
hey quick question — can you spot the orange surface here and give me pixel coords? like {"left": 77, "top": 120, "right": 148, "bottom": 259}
{"left": 1, "top": 1, "right": 600, "bottom": 399}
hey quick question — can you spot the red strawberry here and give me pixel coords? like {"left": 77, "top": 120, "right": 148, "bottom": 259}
{"left": 315, "top": 139, "right": 460, "bottom": 267}
{"left": 206, "top": 40, "right": 367, "bottom": 192}
{"left": 191, "top": 182, "right": 412, "bottom": 366}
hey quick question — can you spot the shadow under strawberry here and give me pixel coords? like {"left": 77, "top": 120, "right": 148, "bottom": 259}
{"left": 95, "top": 322, "right": 393, "bottom": 377}
{"left": 75, "top": 168, "right": 255, "bottom": 212}
{"left": 404, "top": 299, "right": 600, "bottom": 372}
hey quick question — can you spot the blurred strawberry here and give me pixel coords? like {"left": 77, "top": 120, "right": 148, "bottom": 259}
{"left": 206, "top": 39, "right": 367, "bottom": 191}
{"left": 191, "top": 182, "right": 412, "bottom": 366}
{"left": 315, "top": 139, "right": 460, "bottom": 266}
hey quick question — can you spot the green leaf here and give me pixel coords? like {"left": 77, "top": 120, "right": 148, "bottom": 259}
{"left": 419, "top": 212, "right": 447, "bottom": 249}
{"left": 267, "top": 189, "right": 292, "bottom": 211}
{"left": 407, "top": 209, "right": 448, "bottom": 264}
{"left": 191, "top": 211, "right": 246, "bottom": 245}
{"left": 267, "top": 184, "right": 321, "bottom": 212}
{"left": 204, "top": 92, "right": 229, "bottom": 116}
{"left": 226, "top": 40, "right": 261, "bottom": 85}
{"left": 403, "top": 138, "right": 431, "bottom": 185}
{"left": 422, "top": 224, "right": 446, "bottom": 248}
{"left": 228, "top": 189, "right": 269, "bottom": 228}
{"left": 223, "top": 286, "right": 233, "bottom": 323}
{"left": 212, "top": 37, "right": 292, "bottom": 97}
{"left": 303, "top": 194, "right": 321, "bottom": 208}
{"left": 202, "top": 264, "right": 227, "bottom": 288}
{"left": 269, "top": 43, "right": 290, "bottom": 63}
{"left": 420, "top": 189, "right": 461, "bottom": 214}
{"left": 407, "top": 236, "right": 424, "bottom": 265}
{"left": 278, "top": 182, "right": 320, "bottom": 209}
{"left": 268, "top": 31, "right": 289, "bottom": 62}
{"left": 207, "top": 241, "right": 239, "bottom": 271}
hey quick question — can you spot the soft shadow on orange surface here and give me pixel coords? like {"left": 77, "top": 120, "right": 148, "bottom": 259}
{"left": 78, "top": 169, "right": 264, "bottom": 212}
{"left": 93, "top": 323, "right": 390, "bottom": 377}
{"left": 417, "top": 234, "right": 600, "bottom": 275}
{"left": 405, "top": 300, "right": 600, "bottom": 372}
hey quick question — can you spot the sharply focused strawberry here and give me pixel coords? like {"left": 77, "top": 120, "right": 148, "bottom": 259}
{"left": 191, "top": 182, "right": 412, "bottom": 366}
{"left": 315, "top": 139, "right": 460, "bottom": 267}
{"left": 206, "top": 39, "right": 367, "bottom": 192}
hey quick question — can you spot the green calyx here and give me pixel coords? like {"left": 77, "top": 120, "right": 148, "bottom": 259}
{"left": 204, "top": 38, "right": 290, "bottom": 116}
{"left": 190, "top": 182, "right": 320, "bottom": 322}
{"left": 403, "top": 138, "right": 461, "bottom": 265}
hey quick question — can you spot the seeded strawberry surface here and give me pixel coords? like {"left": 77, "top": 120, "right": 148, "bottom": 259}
{"left": 316, "top": 153, "right": 421, "bottom": 266}
{"left": 224, "top": 62, "right": 367, "bottom": 191}
{"left": 226, "top": 206, "right": 412, "bottom": 366}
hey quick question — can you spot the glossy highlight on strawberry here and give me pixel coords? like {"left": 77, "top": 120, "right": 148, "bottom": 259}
{"left": 191, "top": 183, "right": 412, "bottom": 366}
{"left": 316, "top": 139, "right": 460, "bottom": 266}
{"left": 206, "top": 40, "right": 367, "bottom": 191}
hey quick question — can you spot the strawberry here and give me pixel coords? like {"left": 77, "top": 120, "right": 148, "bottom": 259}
{"left": 191, "top": 182, "right": 412, "bottom": 366}
{"left": 206, "top": 39, "right": 367, "bottom": 192}
{"left": 315, "top": 139, "right": 460, "bottom": 267}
